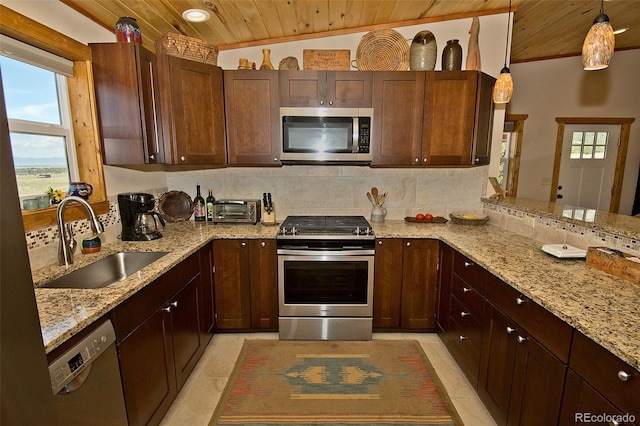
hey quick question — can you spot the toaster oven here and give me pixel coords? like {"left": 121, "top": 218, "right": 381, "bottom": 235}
{"left": 213, "top": 200, "right": 261, "bottom": 224}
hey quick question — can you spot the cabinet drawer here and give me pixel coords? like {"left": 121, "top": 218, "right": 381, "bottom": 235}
{"left": 487, "top": 274, "right": 572, "bottom": 362}
{"left": 570, "top": 331, "right": 640, "bottom": 417}
{"left": 451, "top": 274, "right": 485, "bottom": 319}
{"left": 453, "top": 251, "right": 487, "bottom": 295}
{"left": 450, "top": 296, "right": 483, "bottom": 348}
{"left": 444, "top": 317, "right": 481, "bottom": 387}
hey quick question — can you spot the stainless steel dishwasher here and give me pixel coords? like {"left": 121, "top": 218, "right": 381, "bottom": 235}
{"left": 48, "top": 319, "right": 128, "bottom": 425}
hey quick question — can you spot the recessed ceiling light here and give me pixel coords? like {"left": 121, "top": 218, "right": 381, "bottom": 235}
{"left": 182, "top": 9, "right": 211, "bottom": 23}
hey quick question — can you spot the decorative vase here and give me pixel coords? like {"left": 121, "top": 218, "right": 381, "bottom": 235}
{"left": 410, "top": 30, "right": 437, "bottom": 71}
{"left": 115, "top": 17, "right": 141, "bottom": 44}
{"left": 466, "top": 17, "right": 482, "bottom": 71}
{"left": 259, "top": 48, "right": 274, "bottom": 70}
{"left": 442, "top": 39, "right": 462, "bottom": 71}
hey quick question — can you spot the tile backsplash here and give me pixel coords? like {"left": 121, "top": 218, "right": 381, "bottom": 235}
{"left": 483, "top": 201, "right": 640, "bottom": 256}
{"left": 25, "top": 187, "right": 167, "bottom": 270}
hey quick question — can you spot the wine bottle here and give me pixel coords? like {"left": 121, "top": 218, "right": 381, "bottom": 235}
{"left": 206, "top": 188, "right": 215, "bottom": 222}
{"left": 194, "top": 184, "right": 205, "bottom": 221}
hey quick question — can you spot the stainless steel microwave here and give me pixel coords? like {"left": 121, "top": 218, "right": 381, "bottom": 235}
{"left": 280, "top": 107, "right": 373, "bottom": 165}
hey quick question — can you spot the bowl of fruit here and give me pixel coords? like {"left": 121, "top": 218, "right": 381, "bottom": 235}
{"left": 448, "top": 212, "right": 490, "bottom": 226}
{"left": 404, "top": 213, "right": 448, "bottom": 224}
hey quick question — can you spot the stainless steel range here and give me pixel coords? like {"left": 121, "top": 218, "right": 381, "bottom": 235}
{"left": 277, "top": 216, "right": 375, "bottom": 340}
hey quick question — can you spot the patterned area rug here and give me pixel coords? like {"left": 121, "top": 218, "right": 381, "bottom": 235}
{"left": 210, "top": 340, "right": 462, "bottom": 425}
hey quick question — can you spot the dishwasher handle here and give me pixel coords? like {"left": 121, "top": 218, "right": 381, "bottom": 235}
{"left": 48, "top": 319, "right": 117, "bottom": 395}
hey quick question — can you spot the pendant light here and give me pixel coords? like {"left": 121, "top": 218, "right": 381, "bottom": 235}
{"left": 581, "top": 0, "right": 615, "bottom": 70}
{"left": 493, "top": 0, "right": 513, "bottom": 104}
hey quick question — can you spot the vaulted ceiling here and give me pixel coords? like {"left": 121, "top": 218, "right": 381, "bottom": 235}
{"left": 61, "top": 0, "right": 639, "bottom": 64}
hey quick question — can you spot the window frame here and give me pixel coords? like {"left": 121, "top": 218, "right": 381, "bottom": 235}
{"left": 1, "top": 5, "right": 108, "bottom": 231}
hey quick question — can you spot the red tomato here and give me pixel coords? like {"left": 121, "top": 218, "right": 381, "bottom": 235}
{"left": 415, "top": 213, "right": 425, "bottom": 221}
{"left": 424, "top": 213, "right": 434, "bottom": 222}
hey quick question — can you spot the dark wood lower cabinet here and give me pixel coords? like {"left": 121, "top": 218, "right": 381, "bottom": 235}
{"left": 118, "top": 308, "right": 175, "bottom": 426}
{"left": 111, "top": 252, "right": 204, "bottom": 426}
{"left": 213, "top": 239, "right": 278, "bottom": 330}
{"left": 373, "top": 239, "right": 438, "bottom": 330}
{"left": 478, "top": 303, "right": 566, "bottom": 426}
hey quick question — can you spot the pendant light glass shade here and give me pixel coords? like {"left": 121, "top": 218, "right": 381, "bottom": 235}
{"left": 582, "top": 12, "right": 615, "bottom": 70}
{"left": 493, "top": 0, "right": 514, "bottom": 104}
{"left": 493, "top": 67, "right": 513, "bottom": 104}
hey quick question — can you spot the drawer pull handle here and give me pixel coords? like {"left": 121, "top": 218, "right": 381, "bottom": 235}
{"left": 617, "top": 370, "right": 631, "bottom": 382}
{"left": 464, "top": 261, "right": 473, "bottom": 267}
{"left": 460, "top": 311, "right": 470, "bottom": 317}
{"left": 462, "top": 287, "right": 472, "bottom": 293}
{"left": 459, "top": 335, "right": 467, "bottom": 341}
{"left": 517, "top": 335, "right": 527, "bottom": 343}
{"left": 506, "top": 326, "right": 516, "bottom": 334}
{"left": 261, "top": 241, "right": 266, "bottom": 247}
{"left": 406, "top": 242, "right": 411, "bottom": 247}
{"left": 516, "top": 297, "right": 526, "bottom": 305}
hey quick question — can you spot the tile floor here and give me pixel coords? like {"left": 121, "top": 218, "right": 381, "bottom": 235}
{"left": 159, "top": 332, "right": 496, "bottom": 426}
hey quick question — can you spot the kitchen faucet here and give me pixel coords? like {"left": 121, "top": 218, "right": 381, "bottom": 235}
{"left": 57, "top": 196, "right": 104, "bottom": 266}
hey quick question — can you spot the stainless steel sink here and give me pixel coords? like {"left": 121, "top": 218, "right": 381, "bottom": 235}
{"left": 41, "top": 251, "right": 169, "bottom": 289}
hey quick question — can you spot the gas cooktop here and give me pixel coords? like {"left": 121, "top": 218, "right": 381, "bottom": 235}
{"left": 278, "top": 215, "right": 374, "bottom": 239}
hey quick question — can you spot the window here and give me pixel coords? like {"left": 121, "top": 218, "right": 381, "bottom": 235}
{"left": 1, "top": 6, "right": 109, "bottom": 232}
{"left": 570, "top": 130, "right": 608, "bottom": 159}
{"left": 1, "top": 55, "right": 79, "bottom": 200}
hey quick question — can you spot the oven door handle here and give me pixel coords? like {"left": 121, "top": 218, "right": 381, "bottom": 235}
{"left": 277, "top": 249, "right": 375, "bottom": 256}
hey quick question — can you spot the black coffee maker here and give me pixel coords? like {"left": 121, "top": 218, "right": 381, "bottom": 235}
{"left": 118, "top": 193, "right": 164, "bottom": 241}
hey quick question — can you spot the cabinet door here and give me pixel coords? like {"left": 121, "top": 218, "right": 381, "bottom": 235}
{"left": 401, "top": 239, "right": 438, "bottom": 329}
{"left": 199, "top": 242, "right": 215, "bottom": 336}
{"left": 371, "top": 72, "right": 425, "bottom": 166}
{"left": 171, "top": 277, "right": 203, "bottom": 391}
{"left": 213, "top": 239, "right": 251, "bottom": 329}
{"left": 373, "top": 239, "right": 403, "bottom": 328}
{"left": 472, "top": 72, "right": 496, "bottom": 165}
{"left": 280, "top": 70, "right": 372, "bottom": 107}
{"left": 326, "top": 71, "right": 373, "bottom": 107}
{"left": 478, "top": 303, "right": 518, "bottom": 425}
{"left": 559, "top": 370, "right": 630, "bottom": 426}
{"left": 280, "top": 70, "right": 323, "bottom": 107}
{"left": 162, "top": 56, "right": 226, "bottom": 165}
{"left": 423, "top": 71, "right": 478, "bottom": 165}
{"left": 224, "top": 70, "right": 281, "bottom": 165}
{"left": 507, "top": 329, "right": 566, "bottom": 426}
{"left": 249, "top": 239, "right": 278, "bottom": 329}
{"left": 118, "top": 308, "right": 175, "bottom": 426}
{"left": 91, "top": 43, "right": 162, "bottom": 165}
{"left": 437, "top": 242, "right": 454, "bottom": 333}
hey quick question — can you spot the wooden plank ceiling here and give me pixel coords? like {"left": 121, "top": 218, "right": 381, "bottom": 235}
{"left": 60, "top": 0, "right": 639, "bottom": 63}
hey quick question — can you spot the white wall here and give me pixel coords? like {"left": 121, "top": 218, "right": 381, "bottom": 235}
{"left": 509, "top": 49, "right": 640, "bottom": 215}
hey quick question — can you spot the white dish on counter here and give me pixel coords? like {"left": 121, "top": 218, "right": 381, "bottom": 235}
{"left": 541, "top": 244, "right": 587, "bottom": 258}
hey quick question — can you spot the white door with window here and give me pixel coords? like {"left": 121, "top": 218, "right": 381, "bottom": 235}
{"left": 556, "top": 124, "right": 620, "bottom": 210}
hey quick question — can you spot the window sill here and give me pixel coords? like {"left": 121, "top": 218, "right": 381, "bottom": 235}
{"left": 22, "top": 199, "right": 110, "bottom": 232}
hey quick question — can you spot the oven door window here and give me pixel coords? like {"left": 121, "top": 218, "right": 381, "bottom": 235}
{"left": 283, "top": 117, "right": 354, "bottom": 153}
{"left": 282, "top": 259, "right": 368, "bottom": 304}
{"left": 214, "top": 204, "right": 247, "bottom": 219}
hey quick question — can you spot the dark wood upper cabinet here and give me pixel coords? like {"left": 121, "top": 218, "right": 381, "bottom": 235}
{"left": 157, "top": 55, "right": 226, "bottom": 165}
{"left": 90, "top": 43, "right": 163, "bottom": 165}
{"left": 371, "top": 72, "right": 425, "bottom": 166}
{"left": 224, "top": 70, "right": 281, "bottom": 166}
{"left": 423, "top": 71, "right": 495, "bottom": 166}
{"left": 280, "top": 70, "right": 372, "bottom": 108}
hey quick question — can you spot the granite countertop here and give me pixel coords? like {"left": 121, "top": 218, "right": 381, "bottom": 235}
{"left": 34, "top": 220, "right": 640, "bottom": 373}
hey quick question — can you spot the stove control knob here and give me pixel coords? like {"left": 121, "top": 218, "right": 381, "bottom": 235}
{"left": 354, "top": 227, "right": 361, "bottom": 235}
{"left": 291, "top": 226, "right": 298, "bottom": 235}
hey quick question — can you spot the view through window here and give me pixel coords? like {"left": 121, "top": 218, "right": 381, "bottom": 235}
{"left": 0, "top": 54, "right": 78, "bottom": 201}
{"left": 570, "top": 130, "right": 608, "bottom": 160}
